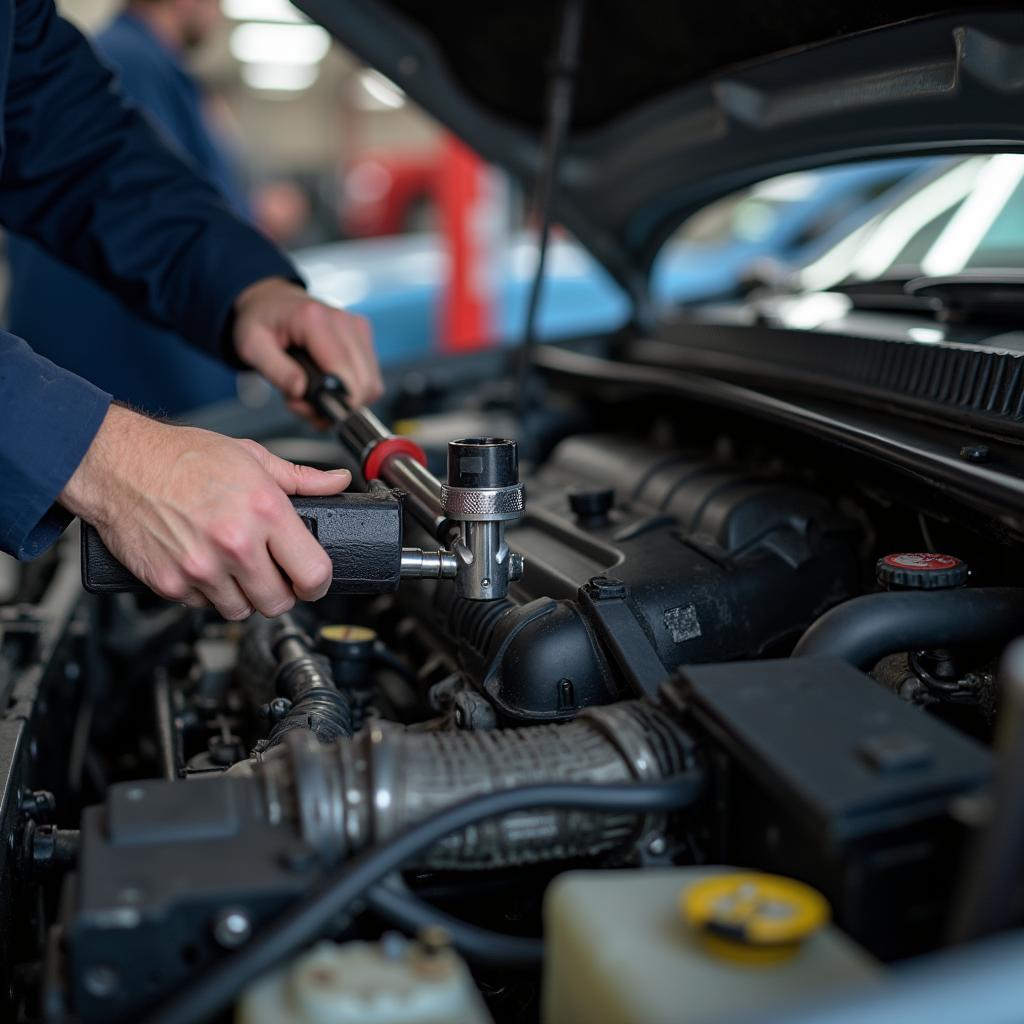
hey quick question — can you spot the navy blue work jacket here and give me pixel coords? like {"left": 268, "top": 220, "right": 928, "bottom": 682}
{"left": 7, "top": 11, "right": 253, "bottom": 415}
{"left": 0, "top": 0, "right": 297, "bottom": 560}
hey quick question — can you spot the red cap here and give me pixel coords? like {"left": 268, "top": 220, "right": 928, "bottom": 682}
{"left": 876, "top": 553, "right": 968, "bottom": 590}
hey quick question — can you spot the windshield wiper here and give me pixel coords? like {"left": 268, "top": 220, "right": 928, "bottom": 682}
{"left": 906, "top": 271, "right": 1024, "bottom": 324}
{"left": 829, "top": 275, "right": 935, "bottom": 313}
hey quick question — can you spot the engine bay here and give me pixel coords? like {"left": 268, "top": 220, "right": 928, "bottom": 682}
{"left": 3, "top": 349, "right": 1021, "bottom": 1024}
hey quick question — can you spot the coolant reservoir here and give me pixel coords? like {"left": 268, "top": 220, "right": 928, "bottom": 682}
{"left": 543, "top": 867, "right": 880, "bottom": 1024}
{"left": 236, "top": 935, "right": 492, "bottom": 1024}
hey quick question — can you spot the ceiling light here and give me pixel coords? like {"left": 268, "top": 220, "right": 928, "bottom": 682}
{"left": 221, "top": 0, "right": 305, "bottom": 23}
{"left": 241, "top": 62, "right": 319, "bottom": 92}
{"left": 356, "top": 69, "right": 406, "bottom": 110}
{"left": 230, "top": 23, "right": 330, "bottom": 66}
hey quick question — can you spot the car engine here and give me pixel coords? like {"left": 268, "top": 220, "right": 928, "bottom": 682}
{"left": 2, "top": 348, "right": 1018, "bottom": 1024}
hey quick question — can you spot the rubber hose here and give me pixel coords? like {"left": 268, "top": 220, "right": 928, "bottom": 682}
{"left": 791, "top": 588, "right": 1024, "bottom": 669}
{"left": 366, "top": 877, "right": 544, "bottom": 968}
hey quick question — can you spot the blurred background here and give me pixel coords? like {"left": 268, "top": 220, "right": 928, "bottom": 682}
{"left": 61, "top": 0, "right": 442, "bottom": 248}
{"left": 11, "top": 0, "right": 626, "bottom": 373}
{"left": 2, "top": 1, "right": 950, "bottom": 401}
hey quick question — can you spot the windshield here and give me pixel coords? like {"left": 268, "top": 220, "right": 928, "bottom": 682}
{"left": 651, "top": 159, "right": 929, "bottom": 306}
{"left": 797, "top": 154, "right": 1024, "bottom": 290}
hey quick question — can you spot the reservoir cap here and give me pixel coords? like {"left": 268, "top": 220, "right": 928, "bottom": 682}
{"left": 876, "top": 552, "right": 968, "bottom": 590}
{"left": 681, "top": 872, "right": 830, "bottom": 965}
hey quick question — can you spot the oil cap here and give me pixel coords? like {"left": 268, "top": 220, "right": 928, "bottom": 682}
{"left": 876, "top": 553, "right": 969, "bottom": 590}
{"left": 681, "top": 872, "right": 830, "bottom": 965}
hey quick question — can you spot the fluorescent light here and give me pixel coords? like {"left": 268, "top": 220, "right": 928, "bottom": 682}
{"left": 221, "top": 0, "right": 304, "bottom": 22}
{"left": 921, "top": 154, "right": 1024, "bottom": 276}
{"left": 356, "top": 69, "right": 405, "bottom": 110}
{"left": 241, "top": 62, "right": 318, "bottom": 92}
{"left": 230, "top": 23, "right": 330, "bottom": 66}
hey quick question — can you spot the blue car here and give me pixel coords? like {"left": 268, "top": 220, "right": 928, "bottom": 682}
{"left": 294, "top": 158, "right": 932, "bottom": 365}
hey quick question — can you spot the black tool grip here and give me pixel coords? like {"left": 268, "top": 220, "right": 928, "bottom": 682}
{"left": 81, "top": 491, "right": 404, "bottom": 598}
{"left": 287, "top": 345, "right": 351, "bottom": 414}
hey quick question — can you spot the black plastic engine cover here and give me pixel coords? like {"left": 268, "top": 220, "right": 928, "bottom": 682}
{"left": 404, "top": 435, "right": 862, "bottom": 722}
{"left": 663, "top": 657, "right": 992, "bottom": 958}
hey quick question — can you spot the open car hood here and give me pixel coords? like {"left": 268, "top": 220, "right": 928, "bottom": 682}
{"left": 296, "top": 1, "right": 1024, "bottom": 317}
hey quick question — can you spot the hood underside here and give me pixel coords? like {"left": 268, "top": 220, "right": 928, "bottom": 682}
{"left": 298, "top": 0, "right": 1024, "bottom": 316}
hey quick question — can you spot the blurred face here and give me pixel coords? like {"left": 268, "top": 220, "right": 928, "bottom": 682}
{"left": 178, "top": 0, "right": 220, "bottom": 50}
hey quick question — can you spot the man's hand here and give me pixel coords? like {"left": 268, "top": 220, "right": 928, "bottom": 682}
{"left": 233, "top": 277, "right": 383, "bottom": 418}
{"left": 59, "top": 405, "right": 350, "bottom": 619}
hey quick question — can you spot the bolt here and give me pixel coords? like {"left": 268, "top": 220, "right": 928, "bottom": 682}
{"left": 960, "top": 443, "right": 990, "bottom": 463}
{"left": 212, "top": 907, "right": 253, "bottom": 949}
{"left": 481, "top": 577, "right": 491, "bottom": 589}
{"left": 83, "top": 965, "right": 120, "bottom": 1000}
{"left": 259, "top": 697, "right": 292, "bottom": 721}
{"left": 647, "top": 836, "right": 668, "bottom": 857}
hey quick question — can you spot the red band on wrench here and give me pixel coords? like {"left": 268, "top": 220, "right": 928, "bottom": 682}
{"left": 363, "top": 437, "right": 428, "bottom": 480}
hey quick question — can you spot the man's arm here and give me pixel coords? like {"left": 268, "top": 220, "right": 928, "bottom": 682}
{"left": 0, "top": 0, "right": 382, "bottom": 612}
{"left": 0, "top": 0, "right": 289, "bottom": 359}
{"left": 0, "top": 0, "right": 381, "bottom": 407}
{"left": 0, "top": 323, "right": 353, "bottom": 620}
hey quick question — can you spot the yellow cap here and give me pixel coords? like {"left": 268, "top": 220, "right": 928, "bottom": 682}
{"left": 681, "top": 872, "right": 830, "bottom": 965}
{"left": 319, "top": 624, "right": 377, "bottom": 644}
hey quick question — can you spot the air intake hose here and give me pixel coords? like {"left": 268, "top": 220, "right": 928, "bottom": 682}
{"left": 256, "top": 700, "right": 696, "bottom": 869}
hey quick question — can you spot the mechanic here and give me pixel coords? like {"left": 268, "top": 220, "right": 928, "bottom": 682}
{"left": 0, "top": 0, "right": 383, "bottom": 621}
{"left": 7, "top": 0, "right": 252, "bottom": 414}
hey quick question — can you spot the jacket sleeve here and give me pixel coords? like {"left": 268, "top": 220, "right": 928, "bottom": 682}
{"left": 0, "top": 332, "right": 111, "bottom": 559}
{"left": 0, "top": 0, "right": 298, "bottom": 360}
